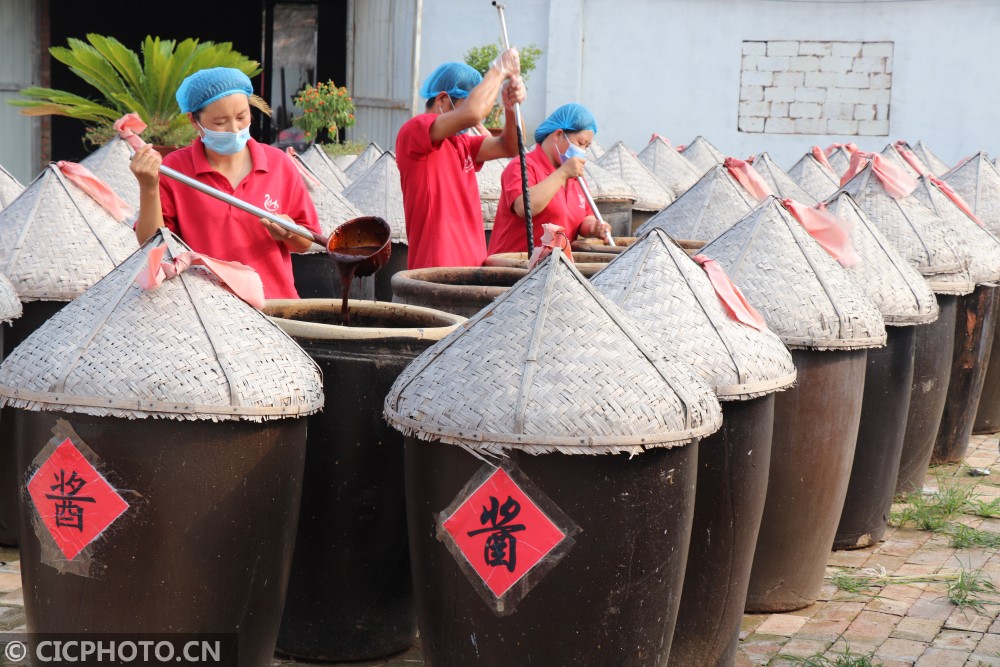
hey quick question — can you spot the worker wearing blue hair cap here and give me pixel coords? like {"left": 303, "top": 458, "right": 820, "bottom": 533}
{"left": 129, "top": 67, "right": 321, "bottom": 299}
{"left": 488, "top": 103, "right": 610, "bottom": 254}
{"left": 396, "top": 48, "right": 526, "bottom": 270}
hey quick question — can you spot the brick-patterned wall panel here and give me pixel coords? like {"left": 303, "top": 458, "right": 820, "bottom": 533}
{"left": 739, "top": 40, "right": 893, "bottom": 136}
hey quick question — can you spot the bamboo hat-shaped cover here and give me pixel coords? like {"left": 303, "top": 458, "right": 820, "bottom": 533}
{"left": 826, "top": 146, "right": 856, "bottom": 177}
{"left": 0, "top": 228, "right": 323, "bottom": 421}
{"left": 342, "top": 151, "right": 407, "bottom": 243}
{"left": 909, "top": 175, "right": 1000, "bottom": 285}
{"left": 591, "top": 229, "right": 796, "bottom": 399}
{"left": 476, "top": 156, "right": 510, "bottom": 226}
{"left": 750, "top": 153, "right": 818, "bottom": 204}
{"left": 79, "top": 137, "right": 141, "bottom": 209}
{"left": 912, "top": 140, "right": 952, "bottom": 176}
{"left": 840, "top": 159, "right": 972, "bottom": 294}
{"left": 343, "top": 142, "right": 385, "bottom": 181}
{"left": 787, "top": 150, "right": 841, "bottom": 201}
{"left": 581, "top": 160, "right": 638, "bottom": 203}
{"left": 824, "top": 191, "right": 939, "bottom": 325}
{"left": 0, "top": 163, "right": 139, "bottom": 302}
{"left": 585, "top": 139, "right": 605, "bottom": 161}
{"left": 679, "top": 136, "right": 725, "bottom": 175}
{"left": 700, "top": 197, "right": 886, "bottom": 350}
{"left": 0, "top": 272, "right": 22, "bottom": 324}
{"left": 596, "top": 141, "right": 674, "bottom": 211}
{"left": 298, "top": 175, "right": 363, "bottom": 255}
{"left": 0, "top": 165, "right": 25, "bottom": 210}
{"left": 635, "top": 164, "right": 757, "bottom": 242}
{"left": 297, "top": 145, "right": 352, "bottom": 193}
{"left": 941, "top": 152, "right": 1000, "bottom": 237}
{"left": 384, "top": 248, "right": 723, "bottom": 456}
{"left": 880, "top": 143, "right": 922, "bottom": 178}
{"left": 637, "top": 136, "right": 701, "bottom": 199}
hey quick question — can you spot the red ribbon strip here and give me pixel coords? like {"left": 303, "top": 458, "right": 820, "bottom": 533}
{"left": 113, "top": 113, "right": 147, "bottom": 152}
{"left": 724, "top": 157, "right": 773, "bottom": 202}
{"left": 692, "top": 254, "right": 767, "bottom": 331}
{"left": 929, "top": 176, "right": 984, "bottom": 227}
{"left": 56, "top": 161, "right": 132, "bottom": 223}
{"left": 840, "top": 151, "right": 917, "bottom": 198}
{"left": 781, "top": 199, "right": 859, "bottom": 267}
{"left": 137, "top": 244, "right": 266, "bottom": 309}
{"left": 811, "top": 146, "right": 836, "bottom": 174}
{"left": 824, "top": 142, "right": 858, "bottom": 158}
{"left": 649, "top": 133, "right": 670, "bottom": 146}
{"left": 893, "top": 142, "right": 930, "bottom": 177}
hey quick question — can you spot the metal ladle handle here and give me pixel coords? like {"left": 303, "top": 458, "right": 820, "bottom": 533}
{"left": 119, "top": 130, "right": 329, "bottom": 248}
{"left": 577, "top": 177, "right": 615, "bottom": 246}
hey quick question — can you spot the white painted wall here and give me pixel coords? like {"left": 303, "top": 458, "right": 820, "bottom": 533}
{"left": 417, "top": 0, "right": 1000, "bottom": 171}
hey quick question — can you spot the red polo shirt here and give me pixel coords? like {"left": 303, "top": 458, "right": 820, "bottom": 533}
{"left": 159, "top": 137, "right": 321, "bottom": 299}
{"left": 396, "top": 113, "right": 488, "bottom": 269}
{"left": 487, "top": 145, "right": 595, "bottom": 255}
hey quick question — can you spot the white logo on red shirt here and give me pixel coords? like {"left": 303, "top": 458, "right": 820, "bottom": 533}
{"left": 578, "top": 194, "right": 585, "bottom": 209}
{"left": 264, "top": 193, "right": 280, "bottom": 212}
{"left": 463, "top": 155, "right": 475, "bottom": 173}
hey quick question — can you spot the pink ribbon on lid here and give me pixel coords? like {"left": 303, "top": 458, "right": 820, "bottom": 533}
{"left": 692, "top": 254, "right": 767, "bottom": 331}
{"left": 840, "top": 151, "right": 917, "bottom": 199}
{"left": 137, "top": 245, "right": 266, "bottom": 309}
{"left": 56, "top": 161, "right": 132, "bottom": 223}
{"left": 527, "top": 223, "right": 574, "bottom": 270}
{"left": 649, "top": 133, "right": 671, "bottom": 146}
{"left": 724, "top": 157, "right": 773, "bottom": 202}
{"left": 811, "top": 146, "right": 836, "bottom": 174}
{"left": 893, "top": 142, "right": 930, "bottom": 177}
{"left": 113, "top": 113, "right": 148, "bottom": 152}
{"left": 286, "top": 147, "right": 323, "bottom": 187}
{"left": 781, "top": 198, "right": 859, "bottom": 268}
{"left": 824, "top": 142, "right": 858, "bottom": 158}
{"left": 930, "top": 176, "right": 984, "bottom": 227}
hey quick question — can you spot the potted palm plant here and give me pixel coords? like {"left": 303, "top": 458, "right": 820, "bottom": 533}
{"left": 8, "top": 34, "right": 261, "bottom": 150}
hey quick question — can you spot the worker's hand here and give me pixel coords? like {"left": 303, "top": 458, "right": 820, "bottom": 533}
{"left": 491, "top": 47, "right": 520, "bottom": 79}
{"left": 129, "top": 144, "right": 161, "bottom": 190}
{"left": 558, "top": 156, "right": 586, "bottom": 180}
{"left": 501, "top": 75, "right": 526, "bottom": 111}
{"left": 260, "top": 214, "right": 297, "bottom": 243}
{"left": 592, "top": 219, "right": 612, "bottom": 241}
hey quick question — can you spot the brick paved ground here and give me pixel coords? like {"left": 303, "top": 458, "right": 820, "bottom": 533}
{"left": 3, "top": 438, "right": 1000, "bottom": 666}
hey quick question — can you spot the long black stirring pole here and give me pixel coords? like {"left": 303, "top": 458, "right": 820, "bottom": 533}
{"left": 492, "top": 1, "right": 533, "bottom": 256}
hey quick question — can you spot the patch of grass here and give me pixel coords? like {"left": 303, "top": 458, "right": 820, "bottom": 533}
{"left": 890, "top": 478, "right": 979, "bottom": 531}
{"left": 777, "top": 644, "right": 882, "bottom": 666}
{"left": 947, "top": 566, "right": 998, "bottom": 611}
{"left": 948, "top": 523, "right": 1000, "bottom": 549}
{"left": 964, "top": 496, "right": 1000, "bottom": 518}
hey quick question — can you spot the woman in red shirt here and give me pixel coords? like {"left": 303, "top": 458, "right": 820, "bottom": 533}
{"left": 487, "top": 103, "right": 611, "bottom": 255}
{"left": 129, "top": 67, "right": 321, "bottom": 299}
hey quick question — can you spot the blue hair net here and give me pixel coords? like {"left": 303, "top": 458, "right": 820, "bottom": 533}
{"left": 533, "top": 103, "right": 599, "bottom": 144}
{"left": 418, "top": 62, "right": 483, "bottom": 101}
{"left": 176, "top": 67, "right": 254, "bottom": 114}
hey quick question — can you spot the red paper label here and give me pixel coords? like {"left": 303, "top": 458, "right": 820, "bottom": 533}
{"left": 442, "top": 467, "right": 566, "bottom": 598}
{"left": 27, "top": 438, "right": 129, "bottom": 560}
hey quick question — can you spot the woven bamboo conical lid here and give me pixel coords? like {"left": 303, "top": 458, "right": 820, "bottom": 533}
{"left": 343, "top": 142, "right": 385, "bottom": 181}
{"left": 0, "top": 228, "right": 324, "bottom": 421}
{"left": 592, "top": 229, "right": 796, "bottom": 399}
{"left": 0, "top": 165, "right": 25, "bottom": 210}
{"left": 0, "top": 272, "right": 22, "bottom": 324}
{"left": 634, "top": 164, "right": 757, "bottom": 242}
{"left": 824, "top": 191, "right": 939, "bottom": 325}
{"left": 342, "top": 151, "right": 407, "bottom": 243}
{"left": 297, "top": 176, "right": 363, "bottom": 255}
{"left": 941, "top": 152, "right": 1000, "bottom": 237}
{"left": 0, "top": 164, "right": 139, "bottom": 302}
{"left": 637, "top": 136, "right": 702, "bottom": 199}
{"left": 909, "top": 175, "right": 1000, "bottom": 285}
{"left": 384, "top": 248, "right": 723, "bottom": 455}
{"left": 585, "top": 139, "right": 605, "bottom": 161}
{"left": 477, "top": 157, "right": 510, "bottom": 226}
{"left": 750, "top": 152, "right": 818, "bottom": 204}
{"left": 596, "top": 141, "right": 674, "bottom": 211}
{"left": 787, "top": 151, "right": 841, "bottom": 201}
{"left": 79, "top": 136, "right": 141, "bottom": 209}
{"left": 826, "top": 147, "right": 854, "bottom": 178}
{"left": 293, "top": 146, "right": 352, "bottom": 193}
{"left": 679, "top": 136, "right": 725, "bottom": 175}
{"left": 913, "top": 140, "right": 952, "bottom": 176}
{"left": 700, "top": 196, "right": 886, "bottom": 349}
{"left": 879, "top": 143, "right": 922, "bottom": 178}
{"left": 840, "top": 160, "right": 973, "bottom": 294}
{"left": 581, "top": 159, "right": 637, "bottom": 203}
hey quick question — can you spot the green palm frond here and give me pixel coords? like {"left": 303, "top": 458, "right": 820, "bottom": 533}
{"left": 8, "top": 33, "right": 262, "bottom": 148}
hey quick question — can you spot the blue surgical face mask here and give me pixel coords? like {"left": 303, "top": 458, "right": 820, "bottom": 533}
{"left": 559, "top": 132, "right": 587, "bottom": 164}
{"left": 198, "top": 122, "right": 251, "bottom": 155}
